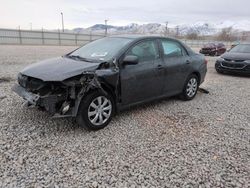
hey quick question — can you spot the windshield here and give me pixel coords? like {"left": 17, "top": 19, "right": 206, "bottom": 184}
{"left": 230, "top": 44, "right": 250, "bottom": 53}
{"left": 69, "top": 37, "right": 133, "bottom": 62}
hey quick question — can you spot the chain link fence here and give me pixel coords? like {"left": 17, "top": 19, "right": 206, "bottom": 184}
{"left": 0, "top": 28, "right": 105, "bottom": 46}
{"left": 0, "top": 28, "right": 237, "bottom": 48}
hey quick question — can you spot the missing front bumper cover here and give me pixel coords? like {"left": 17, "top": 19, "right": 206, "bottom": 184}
{"left": 12, "top": 84, "right": 40, "bottom": 105}
{"left": 12, "top": 84, "right": 68, "bottom": 116}
{"left": 12, "top": 73, "right": 105, "bottom": 118}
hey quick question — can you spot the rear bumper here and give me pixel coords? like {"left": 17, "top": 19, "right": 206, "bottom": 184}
{"left": 200, "top": 49, "right": 216, "bottom": 55}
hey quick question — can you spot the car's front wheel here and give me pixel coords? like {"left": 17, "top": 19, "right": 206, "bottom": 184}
{"left": 76, "top": 90, "right": 114, "bottom": 130}
{"left": 180, "top": 74, "right": 199, "bottom": 101}
{"left": 215, "top": 68, "right": 224, "bottom": 74}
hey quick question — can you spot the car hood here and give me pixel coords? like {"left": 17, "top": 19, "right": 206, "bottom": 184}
{"left": 221, "top": 52, "right": 250, "bottom": 61}
{"left": 21, "top": 57, "right": 100, "bottom": 81}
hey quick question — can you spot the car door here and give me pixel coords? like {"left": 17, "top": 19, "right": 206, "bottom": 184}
{"left": 120, "top": 39, "right": 164, "bottom": 105}
{"left": 159, "top": 39, "right": 192, "bottom": 95}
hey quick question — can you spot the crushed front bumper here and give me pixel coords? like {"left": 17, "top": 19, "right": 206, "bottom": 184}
{"left": 12, "top": 84, "right": 73, "bottom": 117}
{"left": 12, "top": 84, "right": 40, "bottom": 105}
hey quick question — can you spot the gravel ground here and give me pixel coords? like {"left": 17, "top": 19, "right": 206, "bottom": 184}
{"left": 0, "top": 45, "right": 249, "bottom": 187}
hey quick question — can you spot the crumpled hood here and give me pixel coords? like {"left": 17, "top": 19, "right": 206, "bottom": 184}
{"left": 21, "top": 57, "right": 100, "bottom": 81}
{"left": 222, "top": 52, "right": 250, "bottom": 61}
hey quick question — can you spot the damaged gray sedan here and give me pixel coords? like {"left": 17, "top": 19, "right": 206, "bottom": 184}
{"left": 13, "top": 36, "right": 207, "bottom": 130}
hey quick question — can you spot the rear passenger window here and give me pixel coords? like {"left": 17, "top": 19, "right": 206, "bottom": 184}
{"left": 161, "top": 40, "right": 186, "bottom": 57}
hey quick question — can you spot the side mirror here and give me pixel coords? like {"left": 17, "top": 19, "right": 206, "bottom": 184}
{"left": 123, "top": 55, "right": 139, "bottom": 65}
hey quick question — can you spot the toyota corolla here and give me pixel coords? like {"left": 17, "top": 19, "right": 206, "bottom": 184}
{"left": 13, "top": 36, "right": 207, "bottom": 130}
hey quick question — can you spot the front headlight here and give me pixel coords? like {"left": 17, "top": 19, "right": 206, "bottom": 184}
{"left": 18, "top": 73, "right": 28, "bottom": 88}
{"left": 216, "top": 57, "right": 224, "bottom": 62}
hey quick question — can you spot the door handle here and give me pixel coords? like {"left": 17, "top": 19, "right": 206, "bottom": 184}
{"left": 186, "top": 60, "right": 191, "bottom": 64}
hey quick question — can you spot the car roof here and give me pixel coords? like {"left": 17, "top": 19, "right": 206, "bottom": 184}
{"left": 108, "top": 34, "right": 177, "bottom": 41}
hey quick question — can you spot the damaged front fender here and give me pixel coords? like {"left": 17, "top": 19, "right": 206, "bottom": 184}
{"left": 64, "top": 72, "right": 108, "bottom": 118}
{"left": 13, "top": 71, "right": 114, "bottom": 118}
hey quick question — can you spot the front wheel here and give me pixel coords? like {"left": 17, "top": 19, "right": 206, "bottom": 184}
{"left": 180, "top": 74, "right": 199, "bottom": 101}
{"left": 76, "top": 90, "right": 114, "bottom": 130}
{"left": 216, "top": 68, "right": 224, "bottom": 74}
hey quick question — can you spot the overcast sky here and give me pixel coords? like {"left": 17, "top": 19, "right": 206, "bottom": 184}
{"left": 1, "top": 0, "right": 250, "bottom": 30}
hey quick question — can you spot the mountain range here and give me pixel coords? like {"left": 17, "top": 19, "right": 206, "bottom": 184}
{"left": 73, "top": 20, "right": 250, "bottom": 36}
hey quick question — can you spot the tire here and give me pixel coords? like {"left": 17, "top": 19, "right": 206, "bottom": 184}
{"left": 216, "top": 68, "right": 224, "bottom": 74}
{"left": 76, "top": 90, "right": 114, "bottom": 130}
{"left": 180, "top": 74, "right": 199, "bottom": 101}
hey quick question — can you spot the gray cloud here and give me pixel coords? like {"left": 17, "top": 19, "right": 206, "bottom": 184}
{"left": 0, "top": 0, "right": 250, "bottom": 29}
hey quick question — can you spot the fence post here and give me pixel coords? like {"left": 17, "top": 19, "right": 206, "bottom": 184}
{"left": 75, "top": 33, "right": 77, "bottom": 46}
{"left": 58, "top": 29, "right": 61, "bottom": 45}
{"left": 18, "top": 27, "right": 22, "bottom": 44}
{"left": 90, "top": 30, "right": 92, "bottom": 42}
{"left": 41, "top": 28, "right": 45, "bottom": 45}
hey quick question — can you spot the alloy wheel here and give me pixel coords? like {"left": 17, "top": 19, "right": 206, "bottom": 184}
{"left": 87, "top": 96, "right": 112, "bottom": 126}
{"left": 186, "top": 78, "right": 198, "bottom": 98}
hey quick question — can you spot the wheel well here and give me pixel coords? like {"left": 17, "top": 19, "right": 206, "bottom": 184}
{"left": 100, "top": 83, "right": 117, "bottom": 113}
{"left": 191, "top": 72, "right": 201, "bottom": 85}
{"left": 84, "top": 82, "right": 116, "bottom": 101}
{"left": 82, "top": 83, "right": 117, "bottom": 113}
{"left": 100, "top": 83, "right": 116, "bottom": 101}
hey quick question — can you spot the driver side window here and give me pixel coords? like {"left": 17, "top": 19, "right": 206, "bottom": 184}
{"left": 161, "top": 40, "right": 186, "bottom": 57}
{"left": 127, "top": 40, "right": 159, "bottom": 62}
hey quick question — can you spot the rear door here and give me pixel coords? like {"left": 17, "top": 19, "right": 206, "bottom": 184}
{"left": 120, "top": 39, "right": 165, "bottom": 105}
{"left": 159, "top": 39, "right": 192, "bottom": 95}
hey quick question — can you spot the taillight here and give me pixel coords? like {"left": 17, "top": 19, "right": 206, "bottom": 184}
{"left": 204, "top": 59, "right": 208, "bottom": 65}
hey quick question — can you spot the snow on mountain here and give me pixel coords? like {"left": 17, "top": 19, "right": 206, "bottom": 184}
{"left": 177, "top": 22, "right": 217, "bottom": 35}
{"left": 73, "top": 20, "right": 250, "bottom": 36}
{"left": 215, "top": 20, "right": 250, "bottom": 31}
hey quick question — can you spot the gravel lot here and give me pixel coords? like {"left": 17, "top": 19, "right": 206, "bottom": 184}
{"left": 0, "top": 45, "right": 249, "bottom": 187}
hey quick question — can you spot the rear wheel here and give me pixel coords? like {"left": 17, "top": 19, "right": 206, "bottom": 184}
{"left": 180, "top": 74, "right": 199, "bottom": 101}
{"left": 76, "top": 90, "right": 114, "bottom": 130}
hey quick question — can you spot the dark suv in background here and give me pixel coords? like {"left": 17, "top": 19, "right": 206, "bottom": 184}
{"left": 215, "top": 44, "right": 250, "bottom": 75}
{"left": 200, "top": 43, "right": 227, "bottom": 56}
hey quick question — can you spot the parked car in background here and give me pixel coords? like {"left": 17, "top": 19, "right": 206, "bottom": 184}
{"left": 13, "top": 36, "right": 207, "bottom": 130}
{"left": 215, "top": 44, "right": 250, "bottom": 75}
{"left": 200, "top": 43, "right": 227, "bottom": 56}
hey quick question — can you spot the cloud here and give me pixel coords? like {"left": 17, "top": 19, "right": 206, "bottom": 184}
{"left": 0, "top": 0, "right": 249, "bottom": 29}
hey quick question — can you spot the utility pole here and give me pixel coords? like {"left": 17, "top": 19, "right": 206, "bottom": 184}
{"left": 30, "top": 22, "right": 32, "bottom": 31}
{"left": 61, "top": 12, "right": 64, "bottom": 32}
{"left": 165, "top": 21, "right": 169, "bottom": 36}
{"left": 105, "top": 19, "right": 108, "bottom": 36}
{"left": 18, "top": 26, "right": 22, "bottom": 44}
{"left": 175, "top": 26, "right": 179, "bottom": 38}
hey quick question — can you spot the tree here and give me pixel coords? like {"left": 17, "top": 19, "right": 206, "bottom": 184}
{"left": 216, "top": 27, "right": 237, "bottom": 41}
{"left": 186, "top": 32, "right": 199, "bottom": 40}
